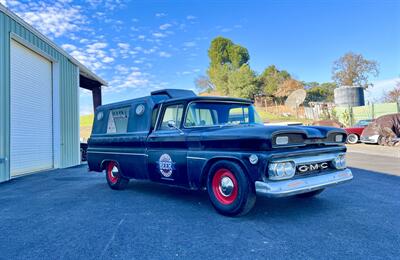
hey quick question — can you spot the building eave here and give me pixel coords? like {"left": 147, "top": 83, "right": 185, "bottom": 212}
{"left": 0, "top": 3, "right": 108, "bottom": 87}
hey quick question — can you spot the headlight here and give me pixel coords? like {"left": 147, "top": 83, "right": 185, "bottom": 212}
{"left": 335, "top": 134, "right": 344, "bottom": 142}
{"left": 332, "top": 154, "right": 346, "bottom": 169}
{"left": 368, "top": 135, "right": 380, "bottom": 142}
{"left": 276, "top": 136, "right": 289, "bottom": 145}
{"left": 268, "top": 161, "right": 296, "bottom": 180}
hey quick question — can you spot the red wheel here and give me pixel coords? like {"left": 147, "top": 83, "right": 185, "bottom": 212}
{"left": 107, "top": 162, "right": 119, "bottom": 184}
{"left": 207, "top": 160, "right": 256, "bottom": 216}
{"left": 211, "top": 168, "right": 238, "bottom": 205}
{"left": 105, "top": 161, "right": 129, "bottom": 190}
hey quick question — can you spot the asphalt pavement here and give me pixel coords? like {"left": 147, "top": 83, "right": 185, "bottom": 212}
{"left": 0, "top": 161, "right": 399, "bottom": 259}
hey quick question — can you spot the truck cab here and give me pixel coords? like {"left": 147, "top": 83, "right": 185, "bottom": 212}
{"left": 88, "top": 89, "right": 353, "bottom": 216}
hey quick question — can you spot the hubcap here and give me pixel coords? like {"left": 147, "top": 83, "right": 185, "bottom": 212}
{"left": 219, "top": 176, "right": 234, "bottom": 197}
{"left": 107, "top": 163, "right": 119, "bottom": 184}
{"left": 211, "top": 168, "right": 239, "bottom": 205}
{"left": 348, "top": 135, "right": 357, "bottom": 143}
{"left": 111, "top": 166, "right": 118, "bottom": 178}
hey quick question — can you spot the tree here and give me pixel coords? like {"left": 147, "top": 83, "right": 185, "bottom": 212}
{"left": 207, "top": 36, "right": 251, "bottom": 96}
{"left": 275, "top": 79, "right": 304, "bottom": 98}
{"left": 332, "top": 52, "right": 379, "bottom": 89}
{"left": 207, "top": 36, "right": 249, "bottom": 68}
{"left": 208, "top": 64, "right": 231, "bottom": 95}
{"left": 304, "top": 82, "right": 337, "bottom": 105}
{"left": 194, "top": 75, "right": 214, "bottom": 93}
{"left": 383, "top": 81, "right": 400, "bottom": 102}
{"left": 227, "top": 64, "right": 258, "bottom": 99}
{"left": 259, "top": 65, "right": 291, "bottom": 97}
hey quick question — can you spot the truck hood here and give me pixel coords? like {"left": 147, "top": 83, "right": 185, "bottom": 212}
{"left": 187, "top": 124, "right": 346, "bottom": 150}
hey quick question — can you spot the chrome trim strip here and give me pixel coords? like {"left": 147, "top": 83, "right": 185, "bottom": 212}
{"left": 270, "top": 152, "right": 344, "bottom": 165}
{"left": 87, "top": 151, "right": 148, "bottom": 156}
{"left": 187, "top": 156, "right": 207, "bottom": 160}
{"left": 256, "top": 168, "right": 353, "bottom": 197}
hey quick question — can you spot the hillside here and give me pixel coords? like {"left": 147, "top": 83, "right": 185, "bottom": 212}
{"left": 80, "top": 114, "right": 94, "bottom": 142}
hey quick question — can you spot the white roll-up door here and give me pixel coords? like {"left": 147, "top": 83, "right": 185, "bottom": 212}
{"left": 10, "top": 40, "right": 54, "bottom": 177}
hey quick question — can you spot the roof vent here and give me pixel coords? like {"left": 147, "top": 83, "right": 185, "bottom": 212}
{"left": 151, "top": 89, "right": 196, "bottom": 99}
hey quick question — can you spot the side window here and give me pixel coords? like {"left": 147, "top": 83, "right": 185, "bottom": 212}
{"left": 151, "top": 105, "right": 159, "bottom": 130}
{"left": 159, "top": 104, "right": 184, "bottom": 130}
{"left": 185, "top": 107, "right": 216, "bottom": 127}
{"left": 107, "top": 107, "right": 130, "bottom": 134}
{"left": 228, "top": 107, "right": 249, "bottom": 124}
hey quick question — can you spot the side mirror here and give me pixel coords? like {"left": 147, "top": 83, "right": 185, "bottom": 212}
{"left": 167, "top": 120, "right": 176, "bottom": 129}
{"left": 166, "top": 120, "right": 184, "bottom": 135}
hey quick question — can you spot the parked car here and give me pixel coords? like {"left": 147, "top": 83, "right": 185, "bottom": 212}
{"left": 80, "top": 143, "right": 88, "bottom": 162}
{"left": 87, "top": 89, "right": 353, "bottom": 216}
{"left": 345, "top": 119, "right": 373, "bottom": 144}
{"left": 361, "top": 113, "right": 400, "bottom": 144}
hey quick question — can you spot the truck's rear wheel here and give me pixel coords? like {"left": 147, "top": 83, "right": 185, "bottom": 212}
{"left": 207, "top": 160, "right": 256, "bottom": 216}
{"left": 106, "top": 161, "right": 129, "bottom": 190}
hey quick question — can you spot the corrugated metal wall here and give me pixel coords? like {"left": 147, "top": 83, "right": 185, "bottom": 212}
{"left": 0, "top": 11, "right": 80, "bottom": 182}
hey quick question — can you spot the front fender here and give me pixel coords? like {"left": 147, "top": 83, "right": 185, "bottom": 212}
{"left": 187, "top": 152, "right": 267, "bottom": 190}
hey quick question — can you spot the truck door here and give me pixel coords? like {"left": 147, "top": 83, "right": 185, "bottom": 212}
{"left": 146, "top": 103, "right": 189, "bottom": 187}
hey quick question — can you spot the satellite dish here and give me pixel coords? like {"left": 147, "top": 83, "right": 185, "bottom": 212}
{"left": 285, "top": 89, "right": 307, "bottom": 109}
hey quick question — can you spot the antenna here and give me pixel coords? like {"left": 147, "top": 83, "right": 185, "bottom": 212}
{"left": 285, "top": 89, "right": 307, "bottom": 118}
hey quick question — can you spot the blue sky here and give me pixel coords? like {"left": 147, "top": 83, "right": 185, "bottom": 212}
{"left": 1, "top": 0, "right": 399, "bottom": 114}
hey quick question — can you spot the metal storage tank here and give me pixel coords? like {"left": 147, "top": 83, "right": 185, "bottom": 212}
{"left": 334, "top": 86, "right": 365, "bottom": 107}
{"left": 0, "top": 4, "right": 107, "bottom": 183}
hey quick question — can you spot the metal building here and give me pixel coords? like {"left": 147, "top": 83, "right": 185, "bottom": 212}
{"left": 0, "top": 4, "right": 107, "bottom": 183}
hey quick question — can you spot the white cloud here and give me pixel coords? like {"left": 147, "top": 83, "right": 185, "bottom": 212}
{"left": 186, "top": 15, "right": 196, "bottom": 20}
{"left": 138, "top": 35, "right": 146, "bottom": 40}
{"left": 117, "top": 43, "right": 130, "bottom": 49}
{"left": 159, "top": 23, "right": 172, "bottom": 30}
{"left": 365, "top": 77, "right": 400, "bottom": 102}
{"left": 85, "top": 0, "right": 126, "bottom": 11}
{"left": 159, "top": 51, "right": 172, "bottom": 58}
{"left": 143, "top": 47, "right": 157, "bottom": 54}
{"left": 8, "top": 0, "right": 87, "bottom": 38}
{"left": 102, "top": 57, "right": 114, "bottom": 63}
{"left": 61, "top": 44, "right": 77, "bottom": 52}
{"left": 221, "top": 28, "right": 232, "bottom": 33}
{"left": 107, "top": 68, "right": 150, "bottom": 93}
{"left": 130, "top": 26, "right": 139, "bottom": 32}
{"left": 0, "top": 0, "right": 7, "bottom": 7}
{"left": 152, "top": 32, "right": 167, "bottom": 38}
{"left": 87, "top": 42, "right": 108, "bottom": 50}
{"left": 155, "top": 12, "right": 166, "bottom": 17}
{"left": 183, "top": 41, "right": 196, "bottom": 47}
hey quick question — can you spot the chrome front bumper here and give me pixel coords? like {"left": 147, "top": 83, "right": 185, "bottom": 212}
{"left": 255, "top": 169, "right": 353, "bottom": 198}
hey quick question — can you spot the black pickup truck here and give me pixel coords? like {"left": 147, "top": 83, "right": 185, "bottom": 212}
{"left": 87, "top": 89, "right": 353, "bottom": 216}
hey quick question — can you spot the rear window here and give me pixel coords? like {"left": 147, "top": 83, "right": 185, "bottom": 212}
{"left": 107, "top": 107, "right": 130, "bottom": 134}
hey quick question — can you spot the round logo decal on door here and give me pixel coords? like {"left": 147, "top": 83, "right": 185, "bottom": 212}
{"left": 158, "top": 154, "right": 175, "bottom": 178}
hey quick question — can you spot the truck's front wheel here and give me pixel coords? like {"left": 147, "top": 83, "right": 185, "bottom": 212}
{"left": 207, "top": 160, "right": 256, "bottom": 216}
{"left": 105, "top": 161, "right": 129, "bottom": 190}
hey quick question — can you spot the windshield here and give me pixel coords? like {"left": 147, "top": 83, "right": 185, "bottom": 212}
{"left": 355, "top": 119, "right": 372, "bottom": 127}
{"left": 184, "top": 102, "right": 262, "bottom": 127}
